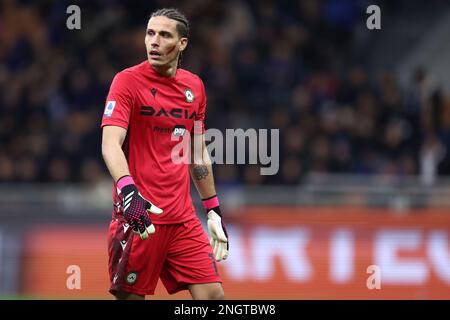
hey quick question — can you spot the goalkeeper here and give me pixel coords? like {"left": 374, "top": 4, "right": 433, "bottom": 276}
{"left": 101, "top": 8, "right": 228, "bottom": 300}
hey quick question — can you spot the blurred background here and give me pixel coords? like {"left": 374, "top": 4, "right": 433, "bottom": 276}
{"left": 1, "top": 0, "right": 450, "bottom": 299}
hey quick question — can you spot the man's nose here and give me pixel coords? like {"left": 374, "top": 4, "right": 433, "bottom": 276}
{"left": 150, "top": 35, "right": 160, "bottom": 47}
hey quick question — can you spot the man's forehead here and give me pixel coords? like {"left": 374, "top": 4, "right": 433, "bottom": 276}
{"left": 147, "top": 16, "right": 178, "bottom": 32}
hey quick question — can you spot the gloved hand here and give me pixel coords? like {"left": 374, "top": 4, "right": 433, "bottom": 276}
{"left": 206, "top": 206, "right": 229, "bottom": 262}
{"left": 117, "top": 175, "right": 163, "bottom": 240}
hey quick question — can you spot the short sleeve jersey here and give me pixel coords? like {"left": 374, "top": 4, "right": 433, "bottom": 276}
{"left": 101, "top": 61, "right": 207, "bottom": 224}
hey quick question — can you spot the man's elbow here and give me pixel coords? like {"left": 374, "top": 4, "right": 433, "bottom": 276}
{"left": 101, "top": 138, "right": 117, "bottom": 161}
{"left": 101, "top": 140, "right": 109, "bottom": 161}
{"left": 191, "top": 150, "right": 212, "bottom": 166}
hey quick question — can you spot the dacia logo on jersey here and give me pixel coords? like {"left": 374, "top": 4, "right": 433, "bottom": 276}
{"left": 140, "top": 106, "right": 197, "bottom": 119}
{"left": 172, "top": 125, "right": 186, "bottom": 137}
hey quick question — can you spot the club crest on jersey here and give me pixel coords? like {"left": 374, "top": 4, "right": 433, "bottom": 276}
{"left": 185, "top": 89, "right": 194, "bottom": 103}
{"left": 125, "top": 272, "right": 138, "bottom": 285}
{"left": 104, "top": 100, "right": 116, "bottom": 117}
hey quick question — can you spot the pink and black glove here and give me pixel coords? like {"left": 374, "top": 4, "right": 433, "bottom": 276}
{"left": 203, "top": 195, "right": 229, "bottom": 261}
{"left": 117, "top": 175, "right": 163, "bottom": 240}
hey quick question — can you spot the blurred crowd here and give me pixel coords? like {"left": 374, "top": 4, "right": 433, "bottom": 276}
{"left": 1, "top": 0, "right": 450, "bottom": 187}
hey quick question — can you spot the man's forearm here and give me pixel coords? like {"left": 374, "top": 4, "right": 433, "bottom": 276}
{"left": 189, "top": 134, "right": 217, "bottom": 198}
{"left": 189, "top": 162, "right": 217, "bottom": 199}
{"left": 102, "top": 141, "right": 130, "bottom": 182}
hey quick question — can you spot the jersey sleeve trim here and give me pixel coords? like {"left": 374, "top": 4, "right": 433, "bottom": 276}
{"left": 101, "top": 118, "right": 129, "bottom": 130}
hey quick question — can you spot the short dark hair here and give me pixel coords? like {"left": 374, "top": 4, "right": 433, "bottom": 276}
{"left": 150, "top": 8, "right": 189, "bottom": 38}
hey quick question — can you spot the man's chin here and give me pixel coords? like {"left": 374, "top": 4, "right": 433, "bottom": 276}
{"left": 148, "top": 58, "right": 164, "bottom": 67}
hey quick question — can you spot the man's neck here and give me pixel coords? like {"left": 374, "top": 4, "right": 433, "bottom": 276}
{"left": 149, "top": 61, "right": 177, "bottom": 78}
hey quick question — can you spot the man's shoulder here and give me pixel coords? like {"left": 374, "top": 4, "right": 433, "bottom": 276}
{"left": 123, "top": 61, "right": 148, "bottom": 73}
{"left": 114, "top": 61, "right": 147, "bottom": 81}
{"left": 177, "top": 68, "right": 203, "bottom": 84}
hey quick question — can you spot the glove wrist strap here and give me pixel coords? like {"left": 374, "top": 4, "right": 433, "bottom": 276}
{"left": 202, "top": 195, "right": 222, "bottom": 216}
{"left": 202, "top": 195, "right": 219, "bottom": 210}
{"left": 117, "top": 175, "right": 135, "bottom": 191}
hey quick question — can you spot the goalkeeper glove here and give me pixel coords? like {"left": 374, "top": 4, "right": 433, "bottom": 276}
{"left": 117, "top": 175, "right": 163, "bottom": 240}
{"left": 203, "top": 195, "right": 229, "bottom": 261}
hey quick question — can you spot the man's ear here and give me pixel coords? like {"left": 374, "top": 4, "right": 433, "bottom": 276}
{"left": 179, "top": 37, "right": 188, "bottom": 52}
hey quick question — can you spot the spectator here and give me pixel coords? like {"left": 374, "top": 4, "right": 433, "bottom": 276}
{"left": 1, "top": 0, "right": 449, "bottom": 187}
